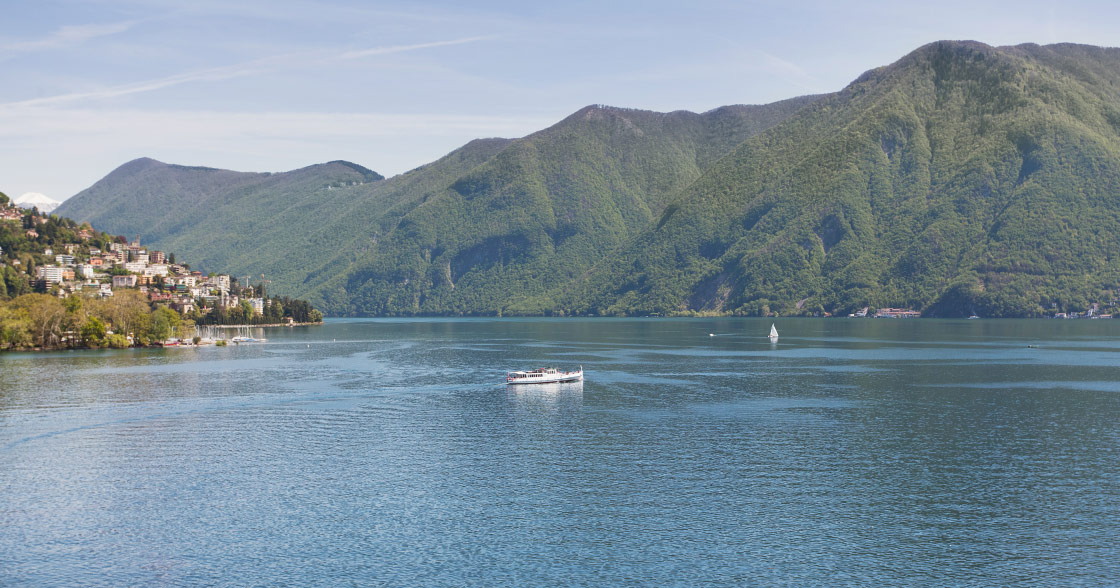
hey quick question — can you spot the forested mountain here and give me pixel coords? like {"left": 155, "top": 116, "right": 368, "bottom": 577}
{"left": 578, "top": 42, "right": 1120, "bottom": 317}
{"left": 59, "top": 96, "right": 818, "bottom": 315}
{"left": 333, "top": 97, "right": 820, "bottom": 315}
{"left": 57, "top": 42, "right": 1120, "bottom": 317}
{"left": 60, "top": 157, "right": 383, "bottom": 236}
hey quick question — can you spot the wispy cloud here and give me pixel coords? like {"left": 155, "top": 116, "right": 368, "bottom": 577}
{"left": 338, "top": 36, "right": 494, "bottom": 60}
{"left": 2, "top": 56, "right": 295, "bottom": 108}
{"left": 755, "top": 51, "right": 809, "bottom": 80}
{"left": 0, "top": 35, "right": 494, "bottom": 109}
{"left": 4, "top": 21, "right": 136, "bottom": 52}
{"left": 753, "top": 50, "right": 824, "bottom": 93}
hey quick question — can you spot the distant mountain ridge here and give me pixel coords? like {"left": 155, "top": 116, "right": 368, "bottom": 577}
{"left": 59, "top": 96, "right": 817, "bottom": 315}
{"left": 576, "top": 41, "right": 1120, "bottom": 317}
{"left": 57, "top": 41, "right": 1120, "bottom": 317}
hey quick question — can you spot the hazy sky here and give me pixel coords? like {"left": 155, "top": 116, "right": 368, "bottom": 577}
{"left": 3, "top": 0, "right": 1118, "bottom": 201}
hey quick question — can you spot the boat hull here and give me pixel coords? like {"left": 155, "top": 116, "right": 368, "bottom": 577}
{"left": 506, "top": 368, "right": 583, "bottom": 385}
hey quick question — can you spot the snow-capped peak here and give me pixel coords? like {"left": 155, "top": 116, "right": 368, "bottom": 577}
{"left": 14, "top": 192, "right": 61, "bottom": 213}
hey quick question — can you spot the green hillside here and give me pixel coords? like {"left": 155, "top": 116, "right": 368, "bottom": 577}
{"left": 575, "top": 42, "right": 1120, "bottom": 317}
{"left": 56, "top": 142, "right": 506, "bottom": 311}
{"left": 55, "top": 42, "right": 1120, "bottom": 317}
{"left": 59, "top": 97, "right": 817, "bottom": 315}
{"left": 336, "top": 98, "right": 819, "bottom": 315}
{"left": 59, "top": 158, "right": 383, "bottom": 235}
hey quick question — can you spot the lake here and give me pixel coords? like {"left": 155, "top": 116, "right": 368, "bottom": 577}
{"left": 2, "top": 318, "right": 1118, "bottom": 586}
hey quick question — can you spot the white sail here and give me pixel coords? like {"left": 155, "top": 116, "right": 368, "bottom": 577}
{"left": 769, "top": 323, "right": 778, "bottom": 339}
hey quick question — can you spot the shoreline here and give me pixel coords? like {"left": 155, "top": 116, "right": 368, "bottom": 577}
{"left": 316, "top": 315, "right": 1112, "bottom": 320}
{"left": 1, "top": 322, "right": 323, "bottom": 353}
{"left": 200, "top": 322, "right": 323, "bottom": 328}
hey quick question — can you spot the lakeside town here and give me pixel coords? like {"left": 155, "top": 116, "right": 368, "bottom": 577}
{"left": 0, "top": 195, "right": 321, "bottom": 350}
{"left": 854, "top": 307, "right": 1113, "bottom": 319}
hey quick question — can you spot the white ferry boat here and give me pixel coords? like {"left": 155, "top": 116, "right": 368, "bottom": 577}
{"left": 506, "top": 366, "right": 583, "bottom": 385}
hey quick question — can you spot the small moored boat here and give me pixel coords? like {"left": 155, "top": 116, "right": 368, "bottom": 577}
{"left": 507, "top": 366, "right": 583, "bottom": 384}
{"left": 230, "top": 326, "right": 265, "bottom": 343}
{"left": 230, "top": 335, "right": 260, "bottom": 343}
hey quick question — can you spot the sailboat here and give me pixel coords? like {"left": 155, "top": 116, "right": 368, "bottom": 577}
{"left": 768, "top": 323, "right": 779, "bottom": 341}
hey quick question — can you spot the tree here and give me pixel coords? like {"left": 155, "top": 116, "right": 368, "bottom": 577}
{"left": 93, "top": 290, "right": 150, "bottom": 340}
{"left": 106, "top": 333, "right": 129, "bottom": 349}
{"left": 2, "top": 267, "right": 30, "bottom": 299}
{"left": 11, "top": 294, "right": 67, "bottom": 348}
{"left": 0, "top": 304, "right": 32, "bottom": 349}
{"left": 63, "top": 295, "right": 82, "bottom": 314}
{"left": 147, "top": 306, "right": 180, "bottom": 342}
{"left": 239, "top": 300, "right": 254, "bottom": 323}
{"left": 79, "top": 316, "right": 107, "bottom": 347}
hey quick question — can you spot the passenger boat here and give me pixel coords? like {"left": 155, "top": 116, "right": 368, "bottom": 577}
{"left": 506, "top": 366, "right": 583, "bottom": 384}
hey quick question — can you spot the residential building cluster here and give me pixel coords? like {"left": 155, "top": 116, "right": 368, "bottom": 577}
{"left": 1052, "top": 303, "right": 1113, "bottom": 319}
{"left": 873, "top": 307, "right": 923, "bottom": 318}
{"left": 12, "top": 232, "right": 264, "bottom": 316}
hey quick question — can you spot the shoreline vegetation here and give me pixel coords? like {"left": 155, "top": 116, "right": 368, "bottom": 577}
{"left": 0, "top": 291, "right": 324, "bottom": 352}
{"left": 0, "top": 194, "right": 324, "bottom": 353}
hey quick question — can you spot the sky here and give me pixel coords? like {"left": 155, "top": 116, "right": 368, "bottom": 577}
{"left": 3, "top": 0, "right": 1119, "bottom": 201}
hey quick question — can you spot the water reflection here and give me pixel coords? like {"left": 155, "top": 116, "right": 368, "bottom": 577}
{"left": 507, "top": 381, "right": 584, "bottom": 413}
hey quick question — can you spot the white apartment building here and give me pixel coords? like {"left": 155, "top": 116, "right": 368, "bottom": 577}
{"left": 143, "top": 264, "right": 169, "bottom": 277}
{"left": 36, "top": 265, "right": 64, "bottom": 283}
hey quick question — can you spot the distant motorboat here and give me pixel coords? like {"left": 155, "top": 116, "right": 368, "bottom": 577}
{"left": 968, "top": 315, "right": 980, "bottom": 319}
{"left": 507, "top": 366, "right": 583, "bottom": 384}
{"left": 769, "top": 323, "right": 779, "bottom": 341}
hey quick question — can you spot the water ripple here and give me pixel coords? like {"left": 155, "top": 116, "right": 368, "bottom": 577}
{"left": 2, "top": 318, "right": 1119, "bottom": 586}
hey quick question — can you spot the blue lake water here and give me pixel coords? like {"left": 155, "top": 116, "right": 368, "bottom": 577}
{"left": 2, "top": 318, "right": 1119, "bottom": 586}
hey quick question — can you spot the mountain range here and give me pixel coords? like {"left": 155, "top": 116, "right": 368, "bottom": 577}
{"left": 56, "top": 41, "right": 1120, "bottom": 317}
